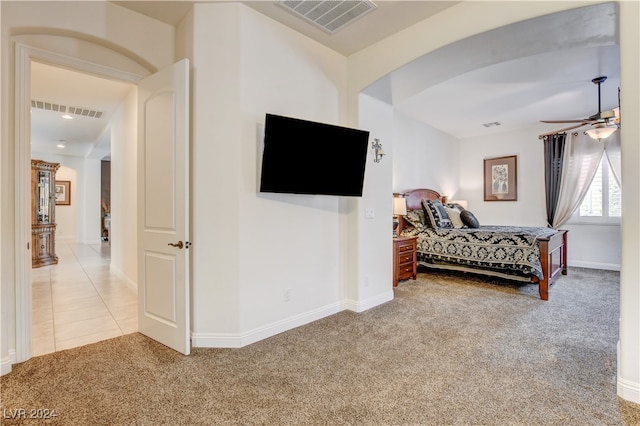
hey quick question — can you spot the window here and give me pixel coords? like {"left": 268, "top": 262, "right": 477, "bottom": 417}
{"left": 572, "top": 155, "right": 621, "bottom": 223}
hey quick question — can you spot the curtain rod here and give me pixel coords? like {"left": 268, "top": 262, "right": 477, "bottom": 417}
{"left": 538, "top": 131, "right": 580, "bottom": 140}
{"left": 538, "top": 122, "right": 591, "bottom": 139}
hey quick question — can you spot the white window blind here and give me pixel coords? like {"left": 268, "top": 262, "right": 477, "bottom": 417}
{"left": 575, "top": 155, "right": 620, "bottom": 222}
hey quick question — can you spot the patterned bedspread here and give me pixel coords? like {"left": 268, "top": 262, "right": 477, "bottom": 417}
{"left": 401, "top": 226, "right": 558, "bottom": 280}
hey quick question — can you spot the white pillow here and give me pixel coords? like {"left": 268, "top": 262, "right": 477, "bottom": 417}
{"left": 444, "top": 206, "right": 465, "bottom": 228}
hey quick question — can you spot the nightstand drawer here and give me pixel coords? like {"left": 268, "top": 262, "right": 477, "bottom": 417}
{"left": 398, "top": 265, "right": 414, "bottom": 281}
{"left": 397, "top": 242, "right": 415, "bottom": 253}
{"left": 393, "top": 236, "right": 417, "bottom": 287}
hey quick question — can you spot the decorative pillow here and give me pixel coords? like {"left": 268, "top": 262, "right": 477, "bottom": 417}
{"left": 444, "top": 206, "right": 465, "bottom": 228}
{"left": 460, "top": 210, "right": 480, "bottom": 228}
{"left": 421, "top": 199, "right": 452, "bottom": 229}
{"left": 446, "top": 203, "right": 466, "bottom": 212}
{"left": 403, "top": 209, "right": 426, "bottom": 230}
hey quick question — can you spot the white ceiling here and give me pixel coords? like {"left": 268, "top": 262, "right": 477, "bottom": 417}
{"left": 31, "top": 1, "right": 620, "bottom": 159}
{"left": 365, "top": 2, "right": 620, "bottom": 139}
{"left": 31, "top": 62, "right": 134, "bottom": 159}
{"left": 113, "top": 1, "right": 459, "bottom": 56}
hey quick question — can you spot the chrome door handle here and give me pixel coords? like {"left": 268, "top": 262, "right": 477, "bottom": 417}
{"left": 168, "top": 241, "right": 184, "bottom": 249}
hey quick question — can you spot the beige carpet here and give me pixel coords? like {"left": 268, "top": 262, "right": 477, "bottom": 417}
{"left": 1, "top": 267, "right": 639, "bottom": 425}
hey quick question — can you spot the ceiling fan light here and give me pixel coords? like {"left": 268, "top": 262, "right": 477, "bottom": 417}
{"left": 585, "top": 124, "right": 617, "bottom": 140}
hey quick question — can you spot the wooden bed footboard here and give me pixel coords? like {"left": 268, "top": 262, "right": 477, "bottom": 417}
{"left": 535, "top": 229, "right": 568, "bottom": 300}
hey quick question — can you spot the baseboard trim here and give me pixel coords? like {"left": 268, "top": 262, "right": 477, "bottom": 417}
{"left": 79, "top": 238, "right": 103, "bottom": 245}
{"left": 109, "top": 264, "right": 137, "bottom": 290}
{"left": 343, "top": 289, "right": 394, "bottom": 313}
{"left": 567, "top": 260, "right": 620, "bottom": 271}
{"left": 1, "top": 350, "right": 16, "bottom": 376}
{"left": 192, "top": 302, "right": 343, "bottom": 348}
{"left": 192, "top": 290, "right": 395, "bottom": 348}
{"left": 618, "top": 376, "right": 640, "bottom": 404}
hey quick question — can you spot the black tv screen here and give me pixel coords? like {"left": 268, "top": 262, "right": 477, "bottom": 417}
{"left": 259, "top": 114, "right": 370, "bottom": 197}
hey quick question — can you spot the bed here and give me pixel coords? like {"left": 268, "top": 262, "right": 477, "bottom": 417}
{"left": 397, "top": 188, "right": 567, "bottom": 301}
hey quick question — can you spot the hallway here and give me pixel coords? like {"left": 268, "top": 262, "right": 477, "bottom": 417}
{"left": 31, "top": 241, "right": 137, "bottom": 356}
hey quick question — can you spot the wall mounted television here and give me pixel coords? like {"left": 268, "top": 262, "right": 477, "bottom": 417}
{"left": 259, "top": 113, "right": 370, "bottom": 197}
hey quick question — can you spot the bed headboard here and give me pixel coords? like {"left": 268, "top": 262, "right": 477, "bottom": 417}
{"left": 395, "top": 188, "right": 442, "bottom": 234}
{"left": 402, "top": 188, "right": 442, "bottom": 210}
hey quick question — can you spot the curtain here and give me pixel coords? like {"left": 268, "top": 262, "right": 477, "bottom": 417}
{"left": 604, "top": 131, "right": 621, "bottom": 187}
{"left": 552, "top": 131, "right": 604, "bottom": 228}
{"left": 543, "top": 133, "right": 566, "bottom": 227}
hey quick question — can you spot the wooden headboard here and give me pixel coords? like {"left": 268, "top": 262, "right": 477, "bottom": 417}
{"left": 395, "top": 188, "right": 442, "bottom": 234}
{"left": 402, "top": 188, "right": 442, "bottom": 211}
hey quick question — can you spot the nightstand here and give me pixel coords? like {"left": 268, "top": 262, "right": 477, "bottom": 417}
{"left": 393, "top": 236, "right": 417, "bottom": 287}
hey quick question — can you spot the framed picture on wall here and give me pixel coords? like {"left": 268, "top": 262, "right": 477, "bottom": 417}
{"left": 55, "top": 180, "right": 71, "bottom": 206}
{"left": 484, "top": 155, "right": 517, "bottom": 201}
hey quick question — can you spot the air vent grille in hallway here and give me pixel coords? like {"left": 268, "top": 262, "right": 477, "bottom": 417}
{"left": 278, "top": 0, "right": 377, "bottom": 34}
{"left": 31, "top": 100, "right": 104, "bottom": 119}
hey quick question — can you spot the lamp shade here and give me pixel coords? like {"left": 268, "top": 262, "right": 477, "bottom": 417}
{"left": 585, "top": 124, "right": 617, "bottom": 140}
{"left": 393, "top": 197, "right": 407, "bottom": 215}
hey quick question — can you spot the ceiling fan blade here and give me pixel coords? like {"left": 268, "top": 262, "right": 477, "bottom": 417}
{"left": 540, "top": 119, "right": 596, "bottom": 124}
{"left": 553, "top": 123, "right": 590, "bottom": 132}
{"left": 539, "top": 76, "right": 619, "bottom": 129}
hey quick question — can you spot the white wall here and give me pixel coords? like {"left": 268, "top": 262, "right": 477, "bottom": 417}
{"left": 185, "top": 3, "right": 381, "bottom": 346}
{"left": 392, "top": 111, "right": 460, "bottom": 195}
{"left": 344, "top": 102, "right": 461, "bottom": 311}
{"left": 77, "top": 157, "right": 102, "bottom": 245}
{"left": 355, "top": 94, "right": 395, "bottom": 307}
{"left": 109, "top": 87, "right": 138, "bottom": 283}
{"left": 183, "top": 3, "right": 241, "bottom": 342}
{"left": 457, "top": 126, "right": 547, "bottom": 226}
{"left": 238, "top": 6, "right": 352, "bottom": 333}
{"left": 563, "top": 223, "right": 621, "bottom": 270}
{"left": 50, "top": 164, "right": 77, "bottom": 241}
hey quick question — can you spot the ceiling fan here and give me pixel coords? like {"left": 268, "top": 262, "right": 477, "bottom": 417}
{"left": 541, "top": 76, "right": 620, "bottom": 139}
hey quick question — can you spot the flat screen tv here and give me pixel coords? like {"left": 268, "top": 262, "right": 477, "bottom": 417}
{"left": 259, "top": 113, "right": 370, "bottom": 197}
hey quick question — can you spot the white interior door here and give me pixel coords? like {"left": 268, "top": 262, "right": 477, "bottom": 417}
{"left": 137, "top": 59, "right": 190, "bottom": 355}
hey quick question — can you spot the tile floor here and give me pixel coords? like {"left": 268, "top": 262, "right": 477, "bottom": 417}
{"left": 31, "top": 241, "right": 138, "bottom": 356}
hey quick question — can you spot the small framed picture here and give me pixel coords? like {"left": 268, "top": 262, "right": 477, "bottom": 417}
{"left": 484, "top": 155, "right": 517, "bottom": 201}
{"left": 55, "top": 181, "right": 71, "bottom": 206}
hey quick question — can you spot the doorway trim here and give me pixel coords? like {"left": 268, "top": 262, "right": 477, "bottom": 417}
{"left": 13, "top": 41, "right": 146, "bottom": 364}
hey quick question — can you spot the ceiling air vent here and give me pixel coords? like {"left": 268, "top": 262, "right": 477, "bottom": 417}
{"left": 278, "top": 0, "right": 377, "bottom": 34}
{"left": 482, "top": 121, "right": 502, "bottom": 128}
{"left": 31, "top": 100, "right": 104, "bottom": 119}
